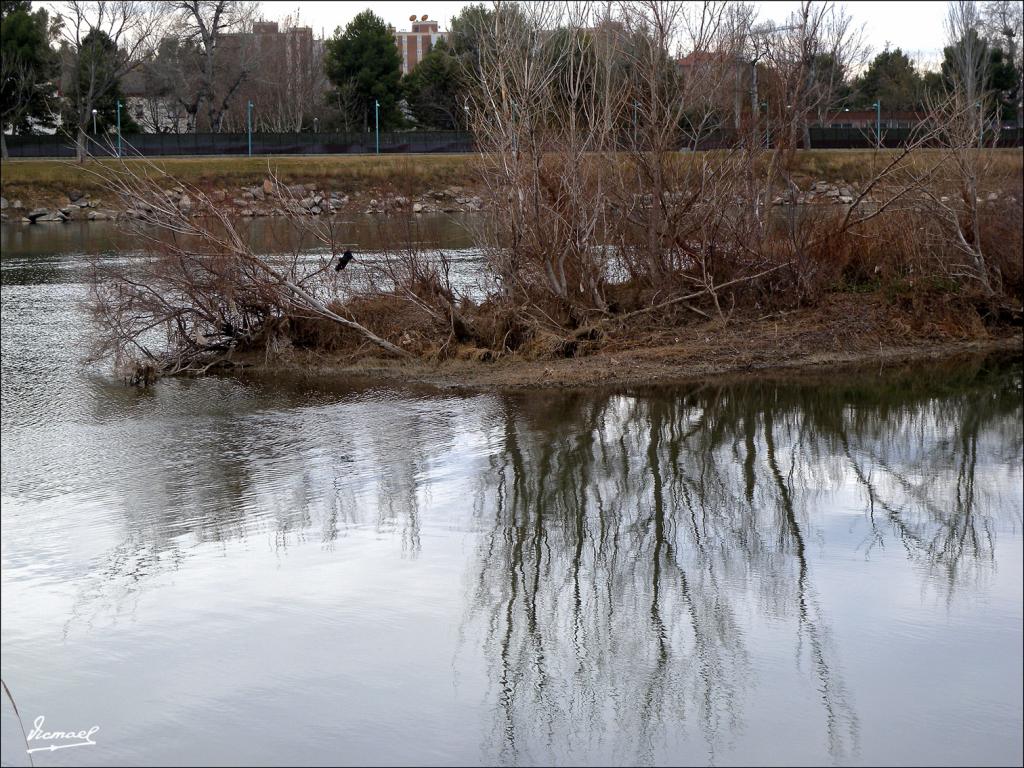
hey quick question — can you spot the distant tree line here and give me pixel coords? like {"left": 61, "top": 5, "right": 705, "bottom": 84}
{"left": 1, "top": 0, "right": 1021, "bottom": 160}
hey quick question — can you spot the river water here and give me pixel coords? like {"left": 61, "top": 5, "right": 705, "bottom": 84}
{"left": 1, "top": 218, "right": 1022, "bottom": 766}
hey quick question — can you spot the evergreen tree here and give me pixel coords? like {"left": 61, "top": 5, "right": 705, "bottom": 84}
{"left": 62, "top": 29, "right": 140, "bottom": 137}
{"left": 324, "top": 10, "right": 403, "bottom": 132}
{"left": 403, "top": 40, "right": 464, "bottom": 129}
{"left": 1, "top": 1, "right": 58, "bottom": 142}
{"left": 852, "top": 48, "right": 926, "bottom": 110}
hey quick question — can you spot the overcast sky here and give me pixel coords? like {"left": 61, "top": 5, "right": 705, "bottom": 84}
{"left": 41, "top": 1, "right": 952, "bottom": 69}
{"left": 259, "top": 1, "right": 952, "bottom": 66}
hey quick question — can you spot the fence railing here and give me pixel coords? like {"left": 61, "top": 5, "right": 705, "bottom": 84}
{"left": 3, "top": 126, "right": 1021, "bottom": 158}
{"left": 2, "top": 130, "right": 475, "bottom": 158}
{"left": 686, "top": 126, "right": 1024, "bottom": 150}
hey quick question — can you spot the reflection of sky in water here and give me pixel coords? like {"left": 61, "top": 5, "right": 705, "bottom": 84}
{"left": 1, "top": 228, "right": 1022, "bottom": 766}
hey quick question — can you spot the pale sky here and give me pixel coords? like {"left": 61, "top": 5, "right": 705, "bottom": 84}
{"left": 260, "top": 1, "right": 952, "bottom": 66}
{"left": 41, "top": 0, "right": 952, "bottom": 69}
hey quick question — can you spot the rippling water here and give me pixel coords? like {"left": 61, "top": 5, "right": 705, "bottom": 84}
{"left": 1, "top": 220, "right": 1022, "bottom": 766}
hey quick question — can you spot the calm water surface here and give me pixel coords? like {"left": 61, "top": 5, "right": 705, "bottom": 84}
{"left": 1, "top": 219, "right": 1022, "bottom": 766}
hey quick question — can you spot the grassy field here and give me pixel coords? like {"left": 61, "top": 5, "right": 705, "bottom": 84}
{"left": 0, "top": 153, "right": 479, "bottom": 206}
{"left": 2, "top": 149, "right": 1020, "bottom": 207}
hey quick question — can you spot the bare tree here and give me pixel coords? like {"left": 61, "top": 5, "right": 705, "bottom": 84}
{"left": 135, "top": 34, "right": 201, "bottom": 132}
{"left": 916, "top": 1, "right": 1002, "bottom": 296}
{"left": 761, "top": 2, "right": 866, "bottom": 152}
{"left": 234, "top": 13, "right": 327, "bottom": 133}
{"left": 57, "top": 0, "right": 164, "bottom": 161}
{"left": 171, "top": 0, "right": 261, "bottom": 132}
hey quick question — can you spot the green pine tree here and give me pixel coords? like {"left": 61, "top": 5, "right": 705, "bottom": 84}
{"left": 324, "top": 10, "right": 404, "bottom": 133}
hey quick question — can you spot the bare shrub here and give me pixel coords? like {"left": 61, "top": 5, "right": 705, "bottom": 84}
{"left": 84, "top": 156, "right": 410, "bottom": 381}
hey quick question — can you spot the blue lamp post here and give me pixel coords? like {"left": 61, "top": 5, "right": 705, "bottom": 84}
{"left": 872, "top": 100, "right": 881, "bottom": 149}
{"left": 247, "top": 101, "right": 254, "bottom": 157}
{"left": 374, "top": 99, "right": 380, "bottom": 155}
{"left": 116, "top": 99, "right": 122, "bottom": 157}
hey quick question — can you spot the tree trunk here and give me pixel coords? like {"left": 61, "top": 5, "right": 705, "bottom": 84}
{"left": 77, "top": 126, "right": 87, "bottom": 163}
{"left": 1, "top": 131, "right": 8, "bottom": 161}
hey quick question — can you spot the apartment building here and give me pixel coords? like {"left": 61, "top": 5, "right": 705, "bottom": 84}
{"left": 395, "top": 15, "right": 446, "bottom": 75}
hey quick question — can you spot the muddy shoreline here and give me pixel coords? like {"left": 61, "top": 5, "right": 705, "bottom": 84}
{"left": 225, "top": 331, "right": 1022, "bottom": 394}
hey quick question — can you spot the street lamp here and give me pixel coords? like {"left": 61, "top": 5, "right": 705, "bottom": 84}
{"left": 116, "top": 99, "right": 122, "bottom": 157}
{"left": 91, "top": 108, "right": 97, "bottom": 134}
{"left": 872, "top": 100, "right": 881, "bottom": 149}
{"left": 247, "top": 100, "right": 254, "bottom": 157}
{"left": 314, "top": 117, "right": 319, "bottom": 134}
{"left": 374, "top": 99, "right": 380, "bottom": 155}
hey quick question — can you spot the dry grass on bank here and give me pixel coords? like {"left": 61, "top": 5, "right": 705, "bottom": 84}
{"left": 3, "top": 149, "right": 1021, "bottom": 209}
{"left": 0, "top": 153, "right": 477, "bottom": 207}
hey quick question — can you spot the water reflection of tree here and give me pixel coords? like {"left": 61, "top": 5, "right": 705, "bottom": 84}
{"left": 466, "top": 359, "right": 1022, "bottom": 764}
{"left": 62, "top": 386, "right": 483, "bottom": 633}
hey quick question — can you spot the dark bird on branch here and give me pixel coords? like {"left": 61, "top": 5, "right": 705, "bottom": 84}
{"left": 335, "top": 250, "right": 354, "bottom": 271}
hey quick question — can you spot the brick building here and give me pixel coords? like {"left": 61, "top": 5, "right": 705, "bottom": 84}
{"left": 395, "top": 15, "right": 446, "bottom": 75}
{"left": 822, "top": 109, "right": 925, "bottom": 129}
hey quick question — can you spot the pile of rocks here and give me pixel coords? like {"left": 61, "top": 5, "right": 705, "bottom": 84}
{"left": 2, "top": 190, "right": 116, "bottom": 223}
{"left": 773, "top": 180, "right": 858, "bottom": 206}
{"left": 3, "top": 179, "right": 494, "bottom": 224}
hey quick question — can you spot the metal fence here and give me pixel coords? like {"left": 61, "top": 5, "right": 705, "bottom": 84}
{"left": 801, "top": 126, "right": 1023, "bottom": 149}
{"left": 688, "top": 126, "right": 1024, "bottom": 150}
{"left": 3, "top": 126, "right": 1021, "bottom": 158}
{"left": 3, "top": 130, "right": 475, "bottom": 158}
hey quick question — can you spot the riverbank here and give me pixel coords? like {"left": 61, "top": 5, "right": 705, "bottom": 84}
{"left": 3, "top": 149, "right": 1021, "bottom": 221}
{"left": 0, "top": 154, "right": 483, "bottom": 221}
{"left": 227, "top": 293, "right": 1023, "bottom": 391}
